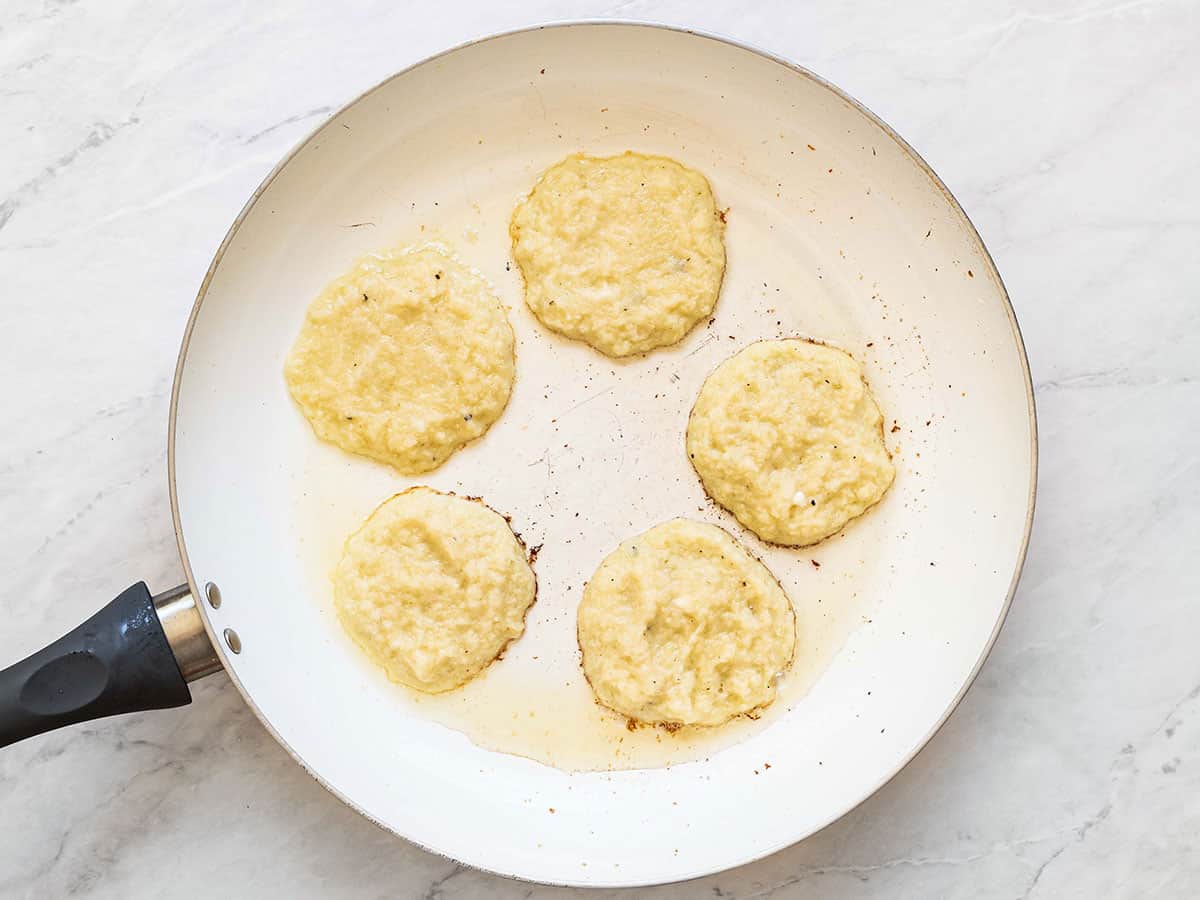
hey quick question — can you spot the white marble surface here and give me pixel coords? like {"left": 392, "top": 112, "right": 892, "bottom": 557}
{"left": 0, "top": 0, "right": 1196, "bottom": 896}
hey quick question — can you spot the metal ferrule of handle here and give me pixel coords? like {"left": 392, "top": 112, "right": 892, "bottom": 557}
{"left": 152, "top": 584, "right": 221, "bottom": 682}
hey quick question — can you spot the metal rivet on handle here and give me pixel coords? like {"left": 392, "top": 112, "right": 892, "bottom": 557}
{"left": 223, "top": 628, "right": 242, "bottom": 654}
{"left": 205, "top": 582, "right": 222, "bottom": 609}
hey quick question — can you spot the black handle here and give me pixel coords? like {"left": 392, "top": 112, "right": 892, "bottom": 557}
{"left": 0, "top": 582, "right": 192, "bottom": 747}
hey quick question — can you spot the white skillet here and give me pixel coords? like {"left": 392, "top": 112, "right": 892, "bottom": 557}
{"left": 0, "top": 23, "right": 1036, "bottom": 888}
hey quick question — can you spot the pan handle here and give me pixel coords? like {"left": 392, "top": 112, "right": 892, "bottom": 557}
{"left": 0, "top": 583, "right": 221, "bottom": 747}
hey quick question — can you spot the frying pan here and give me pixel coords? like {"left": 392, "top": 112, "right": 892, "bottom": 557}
{"left": 0, "top": 22, "right": 1036, "bottom": 888}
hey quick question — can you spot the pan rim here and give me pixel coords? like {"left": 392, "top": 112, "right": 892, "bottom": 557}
{"left": 166, "top": 19, "right": 1038, "bottom": 889}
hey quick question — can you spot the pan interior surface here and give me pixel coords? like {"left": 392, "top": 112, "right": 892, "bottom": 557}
{"left": 171, "top": 24, "right": 1034, "bottom": 887}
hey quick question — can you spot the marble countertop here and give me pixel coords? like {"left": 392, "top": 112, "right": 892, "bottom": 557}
{"left": 1, "top": 0, "right": 1196, "bottom": 897}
